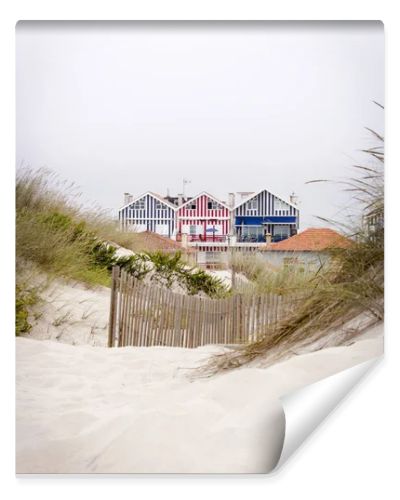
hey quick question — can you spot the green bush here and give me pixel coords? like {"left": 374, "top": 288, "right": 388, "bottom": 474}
{"left": 113, "top": 250, "right": 228, "bottom": 298}
{"left": 15, "top": 168, "right": 228, "bottom": 340}
{"left": 16, "top": 285, "right": 39, "bottom": 336}
{"left": 146, "top": 251, "right": 227, "bottom": 297}
{"left": 90, "top": 242, "right": 118, "bottom": 270}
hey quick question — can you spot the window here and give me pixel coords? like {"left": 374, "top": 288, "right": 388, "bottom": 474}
{"left": 274, "top": 199, "right": 289, "bottom": 216}
{"left": 208, "top": 200, "right": 219, "bottom": 210}
{"left": 241, "top": 226, "right": 264, "bottom": 242}
{"left": 189, "top": 201, "right": 197, "bottom": 210}
{"left": 246, "top": 198, "right": 257, "bottom": 215}
{"left": 190, "top": 225, "right": 197, "bottom": 235}
{"left": 283, "top": 257, "right": 299, "bottom": 266}
{"left": 155, "top": 199, "right": 167, "bottom": 217}
{"left": 273, "top": 225, "right": 290, "bottom": 242}
{"left": 133, "top": 199, "right": 145, "bottom": 210}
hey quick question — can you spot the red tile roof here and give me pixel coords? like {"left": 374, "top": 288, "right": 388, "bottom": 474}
{"left": 133, "top": 231, "right": 195, "bottom": 253}
{"left": 263, "top": 228, "right": 352, "bottom": 252}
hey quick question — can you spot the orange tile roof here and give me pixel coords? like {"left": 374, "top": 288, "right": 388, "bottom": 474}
{"left": 133, "top": 231, "right": 195, "bottom": 253}
{"left": 263, "top": 228, "right": 352, "bottom": 252}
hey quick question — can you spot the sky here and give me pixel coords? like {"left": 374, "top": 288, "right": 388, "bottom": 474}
{"left": 16, "top": 21, "right": 384, "bottom": 228}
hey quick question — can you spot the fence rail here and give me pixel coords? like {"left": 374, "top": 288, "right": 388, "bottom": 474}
{"left": 108, "top": 266, "right": 297, "bottom": 348}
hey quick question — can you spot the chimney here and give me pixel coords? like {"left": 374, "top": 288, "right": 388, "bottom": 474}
{"left": 228, "top": 192, "right": 236, "bottom": 208}
{"left": 289, "top": 192, "right": 298, "bottom": 205}
{"left": 177, "top": 193, "right": 184, "bottom": 206}
{"left": 124, "top": 192, "right": 133, "bottom": 205}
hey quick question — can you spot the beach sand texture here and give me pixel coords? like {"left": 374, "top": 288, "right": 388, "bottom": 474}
{"left": 16, "top": 331, "right": 382, "bottom": 474}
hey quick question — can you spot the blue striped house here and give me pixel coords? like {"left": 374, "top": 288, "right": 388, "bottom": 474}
{"left": 233, "top": 189, "right": 299, "bottom": 243}
{"left": 119, "top": 192, "right": 178, "bottom": 238}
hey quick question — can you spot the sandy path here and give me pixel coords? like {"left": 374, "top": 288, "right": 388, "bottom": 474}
{"left": 16, "top": 330, "right": 382, "bottom": 474}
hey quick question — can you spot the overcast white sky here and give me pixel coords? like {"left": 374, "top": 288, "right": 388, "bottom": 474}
{"left": 16, "top": 21, "right": 384, "bottom": 228}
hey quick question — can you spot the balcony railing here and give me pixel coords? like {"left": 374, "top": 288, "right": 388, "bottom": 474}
{"left": 176, "top": 234, "right": 228, "bottom": 243}
{"left": 236, "top": 234, "right": 290, "bottom": 243}
{"left": 176, "top": 233, "right": 292, "bottom": 244}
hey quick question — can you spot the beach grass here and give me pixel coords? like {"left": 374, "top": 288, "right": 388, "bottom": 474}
{"left": 15, "top": 168, "right": 228, "bottom": 334}
{"left": 206, "top": 126, "right": 384, "bottom": 373}
{"left": 230, "top": 251, "right": 320, "bottom": 296}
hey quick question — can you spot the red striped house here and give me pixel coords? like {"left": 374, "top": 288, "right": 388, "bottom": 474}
{"left": 176, "top": 192, "right": 231, "bottom": 242}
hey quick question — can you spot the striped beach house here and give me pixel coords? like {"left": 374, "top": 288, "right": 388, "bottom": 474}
{"left": 119, "top": 192, "right": 178, "bottom": 238}
{"left": 233, "top": 189, "right": 299, "bottom": 243}
{"left": 176, "top": 192, "right": 231, "bottom": 242}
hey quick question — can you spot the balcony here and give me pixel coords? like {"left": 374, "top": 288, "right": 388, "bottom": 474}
{"left": 236, "top": 234, "right": 266, "bottom": 243}
{"left": 176, "top": 233, "right": 228, "bottom": 243}
{"left": 236, "top": 234, "right": 291, "bottom": 243}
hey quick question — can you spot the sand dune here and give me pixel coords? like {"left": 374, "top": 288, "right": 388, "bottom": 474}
{"left": 24, "top": 279, "right": 111, "bottom": 346}
{"left": 16, "top": 329, "right": 382, "bottom": 474}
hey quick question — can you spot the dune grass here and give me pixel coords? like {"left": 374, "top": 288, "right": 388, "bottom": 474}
{"left": 230, "top": 251, "right": 320, "bottom": 296}
{"left": 16, "top": 169, "right": 113, "bottom": 287}
{"left": 15, "top": 169, "right": 117, "bottom": 333}
{"left": 15, "top": 168, "right": 228, "bottom": 333}
{"left": 205, "top": 127, "right": 384, "bottom": 373}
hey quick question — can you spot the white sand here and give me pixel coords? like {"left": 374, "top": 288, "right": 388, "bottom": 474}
{"left": 16, "top": 329, "right": 383, "bottom": 474}
{"left": 207, "top": 269, "right": 250, "bottom": 288}
{"left": 25, "top": 280, "right": 111, "bottom": 346}
{"left": 18, "top": 277, "right": 383, "bottom": 473}
{"left": 24, "top": 272, "right": 229, "bottom": 347}
{"left": 113, "top": 246, "right": 135, "bottom": 259}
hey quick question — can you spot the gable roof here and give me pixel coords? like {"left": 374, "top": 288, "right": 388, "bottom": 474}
{"left": 178, "top": 191, "right": 231, "bottom": 211}
{"left": 119, "top": 191, "right": 178, "bottom": 211}
{"left": 234, "top": 188, "right": 298, "bottom": 211}
{"left": 263, "top": 228, "right": 352, "bottom": 252}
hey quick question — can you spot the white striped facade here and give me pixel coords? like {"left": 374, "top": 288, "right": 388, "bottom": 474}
{"left": 119, "top": 192, "right": 177, "bottom": 238}
{"left": 176, "top": 193, "right": 230, "bottom": 241}
{"left": 235, "top": 190, "right": 298, "bottom": 217}
{"left": 118, "top": 189, "right": 300, "bottom": 243}
{"left": 234, "top": 189, "right": 300, "bottom": 242}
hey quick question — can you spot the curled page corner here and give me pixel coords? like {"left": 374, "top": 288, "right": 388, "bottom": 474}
{"left": 274, "top": 356, "right": 383, "bottom": 471}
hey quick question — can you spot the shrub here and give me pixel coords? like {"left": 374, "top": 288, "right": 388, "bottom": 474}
{"left": 16, "top": 284, "right": 39, "bottom": 336}
{"left": 114, "top": 250, "right": 228, "bottom": 298}
{"left": 90, "top": 242, "right": 119, "bottom": 270}
{"left": 115, "top": 254, "right": 152, "bottom": 280}
{"left": 15, "top": 168, "right": 228, "bottom": 338}
{"left": 179, "top": 266, "right": 227, "bottom": 297}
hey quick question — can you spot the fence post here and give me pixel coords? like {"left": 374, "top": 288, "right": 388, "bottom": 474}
{"left": 107, "top": 265, "right": 120, "bottom": 347}
{"left": 230, "top": 247, "right": 236, "bottom": 290}
{"left": 239, "top": 295, "right": 244, "bottom": 342}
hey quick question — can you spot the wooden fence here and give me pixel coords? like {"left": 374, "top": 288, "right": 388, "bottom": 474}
{"left": 108, "top": 266, "right": 297, "bottom": 348}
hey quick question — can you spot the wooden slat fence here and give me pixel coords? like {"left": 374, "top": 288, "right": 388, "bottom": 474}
{"left": 108, "top": 266, "right": 297, "bottom": 348}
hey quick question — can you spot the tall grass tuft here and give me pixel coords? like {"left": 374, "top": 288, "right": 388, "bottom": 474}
{"left": 16, "top": 168, "right": 228, "bottom": 335}
{"left": 16, "top": 168, "right": 163, "bottom": 286}
{"left": 16, "top": 169, "right": 110, "bottom": 286}
{"left": 206, "top": 127, "right": 384, "bottom": 373}
{"left": 230, "top": 251, "right": 320, "bottom": 296}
